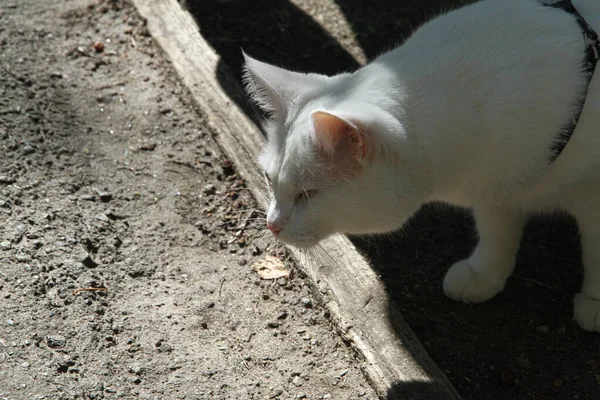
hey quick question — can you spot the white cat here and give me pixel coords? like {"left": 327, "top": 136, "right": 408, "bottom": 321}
{"left": 243, "top": 0, "right": 600, "bottom": 333}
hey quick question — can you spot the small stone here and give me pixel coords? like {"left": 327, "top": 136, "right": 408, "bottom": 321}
{"left": 21, "top": 362, "right": 30, "bottom": 369}
{"left": 516, "top": 354, "right": 531, "bottom": 368}
{"left": 50, "top": 71, "right": 63, "bottom": 79}
{"left": 95, "top": 213, "right": 109, "bottom": 222}
{"left": 56, "top": 360, "right": 72, "bottom": 373}
{"left": 200, "top": 322, "right": 208, "bottom": 329}
{"left": 0, "top": 176, "right": 15, "bottom": 185}
{"left": 300, "top": 298, "right": 313, "bottom": 308}
{"left": 106, "top": 210, "right": 127, "bottom": 220}
{"left": 112, "top": 324, "right": 124, "bottom": 334}
{"left": 93, "top": 41, "right": 105, "bottom": 53}
{"left": 22, "top": 145, "right": 35, "bottom": 155}
{"left": 536, "top": 325, "right": 549, "bottom": 334}
{"left": 82, "top": 255, "right": 98, "bottom": 268}
{"left": 131, "top": 377, "right": 142, "bottom": 385}
{"left": 277, "top": 312, "right": 288, "bottom": 320}
{"left": 0, "top": 240, "right": 10, "bottom": 250}
{"left": 155, "top": 338, "right": 172, "bottom": 353}
{"left": 104, "top": 335, "right": 115, "bottom": 343}
{"left": 267, "top": 322, "right": 280, "bottom": 329}
{"left": 95, "top": 190, "right": 112, "bottom": 202}
{"left": 46, "top": 335, "right": 66, "bottom": 348}
{"left": 129, "top": 365, "right": 144, "bottom": 375}
{"left": 6, "top": 319, "right": 14, "bottom": 326}
{"left": 339, "top": 369, "right": 349, "bottom": 377}
{"left": 15, "top": 254, "right": 31, "bottom": 262}
{"left": 292, "top": 376, "right": 303, "bottom": 387}
{"left": 138, "top": 143, "right": 156, "bottom": 151}
{"left": 202, "top": 369, "right": 219, "bottom": 377}
{"left": 553, "top": 378, "right": 563, "bottom": 387}
{"left": 202, "top": 184, "right": 216, "bottom": 196}
{"left": 80, "top": 194, "right": 95, "bottom": 201}
{"left": 157, "top": 342, "right": 172, "bottom": 353}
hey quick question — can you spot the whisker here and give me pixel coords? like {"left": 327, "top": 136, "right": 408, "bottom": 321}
{"left": 310, "top": 242, "right": 343, "bottom": 271}
{"left": 297, "top": 247, "right": 316, "bottom": 276}
{"left": 300, "top": 185, "right": 313, "bottom": 207}
{"left": 252, "top": 229, "right": 278, "bottom": 250}
{"left": 297, "top": 248, "right": 308, "bottom": 272}
{"left": 252, "top": 189, "right": 270, "bottom": 203}
{"left": 302, "top": 248, "right": 319, "bottom": 278}
{"left": 251, "top": 229, "right": 271, "bottom": 248}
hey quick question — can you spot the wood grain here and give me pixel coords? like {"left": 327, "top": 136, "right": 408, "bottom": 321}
{"left": 131, "top": 0, "right": 461, "bottom": 398}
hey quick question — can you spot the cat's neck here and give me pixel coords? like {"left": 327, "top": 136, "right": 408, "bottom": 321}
{"left": 347, "top": 53, "right": 474, "bottom": 204}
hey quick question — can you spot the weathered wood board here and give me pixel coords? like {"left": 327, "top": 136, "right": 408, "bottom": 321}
{"left": 130, "top": 0, "right": 461, "bottom": 398}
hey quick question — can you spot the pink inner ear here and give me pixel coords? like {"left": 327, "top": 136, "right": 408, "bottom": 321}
{"left": 312, "top": 111, "right": 366, "bottom": 158}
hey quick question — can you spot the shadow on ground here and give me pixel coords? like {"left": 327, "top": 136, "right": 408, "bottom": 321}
{"left": 179, "top": 0, "right": 453, "bottom": 127}
{"left": 180, "top": 1, "right": 600, "bottom": 399}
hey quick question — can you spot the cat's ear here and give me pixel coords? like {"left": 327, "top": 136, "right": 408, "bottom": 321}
{"left": 242, "top": 52, "right": 321, "bottom": 119}
{"left": 311, "top": 111, "right": 369, "bottom": 160}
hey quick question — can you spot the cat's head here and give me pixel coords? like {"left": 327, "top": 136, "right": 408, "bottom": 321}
{"left": 243, "top": 53, "right": 420, "bottom": 248}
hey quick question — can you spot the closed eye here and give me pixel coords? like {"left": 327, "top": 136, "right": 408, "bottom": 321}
{"left": 295, "top": 189, "right": 319, "bottom": 205}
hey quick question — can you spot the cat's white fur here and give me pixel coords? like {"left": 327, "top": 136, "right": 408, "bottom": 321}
{"left": 243, "top": 0, "right": 600, "bottom": 332}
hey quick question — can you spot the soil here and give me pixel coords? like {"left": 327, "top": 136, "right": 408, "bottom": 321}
{"left": 180, "top": 0, "right": 600, "bottom": 399}
{"left": 0, "top": 1, "right": 378, "bottom": 399}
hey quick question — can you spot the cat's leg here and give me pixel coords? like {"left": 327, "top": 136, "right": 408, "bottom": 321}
{"left": 443, "top": 207, "right": 525, "bottom": 303}
{"left": 572, "top": 212, "right": 600, "bottom": 332}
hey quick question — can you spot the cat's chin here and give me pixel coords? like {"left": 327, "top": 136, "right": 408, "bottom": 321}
{"left": 278, "top": 234, "right": 324, "bottom": 250}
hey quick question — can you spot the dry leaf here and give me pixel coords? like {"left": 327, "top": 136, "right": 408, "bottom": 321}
{"left": 251, "top": 256, "right": 290, "bottom": 280}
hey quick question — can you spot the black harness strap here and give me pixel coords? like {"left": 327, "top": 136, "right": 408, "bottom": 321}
{"left": 546, "top": 0, "right": 600, "bottom": 161}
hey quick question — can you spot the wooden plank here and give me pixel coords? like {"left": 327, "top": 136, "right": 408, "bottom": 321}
{"left": 131, "top": 0, "right": 461, "bottom": 398}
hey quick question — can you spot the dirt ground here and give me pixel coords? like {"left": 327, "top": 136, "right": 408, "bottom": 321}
{"left": 0, "top": 1, "right": 378, "bottom": 399}
{"left": 3, "top": 0, "right": 600, "bottom": 400}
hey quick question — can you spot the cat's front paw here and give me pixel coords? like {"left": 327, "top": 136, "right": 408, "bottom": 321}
{"left": 443, "top": 260, "right": 502, "bottom": 304}
{"left": 574, "top": 293, "right": 600, "bottom": 332}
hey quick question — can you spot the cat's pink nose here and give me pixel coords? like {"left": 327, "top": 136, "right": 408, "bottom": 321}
{"left": 267, "top": 222, "right": 282, "bottom": 236}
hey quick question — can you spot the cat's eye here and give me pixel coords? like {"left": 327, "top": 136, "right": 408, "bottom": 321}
{"left": 295, "top": 189, "right": 319, "bottom": 205}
